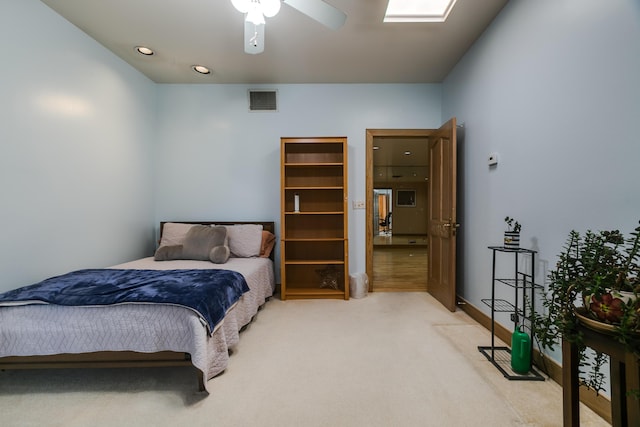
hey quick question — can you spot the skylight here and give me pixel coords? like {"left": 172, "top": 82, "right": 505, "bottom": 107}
{"left": 384, "top": 0, "right": 457, "bottom": 23}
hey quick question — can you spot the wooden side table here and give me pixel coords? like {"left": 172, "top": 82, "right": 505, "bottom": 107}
{"left": 562, "top": 323, "right": 640, "bottom": 426}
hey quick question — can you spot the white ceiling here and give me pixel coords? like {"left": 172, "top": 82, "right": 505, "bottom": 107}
{"left": 39, "top": 0, "right": 490, "bottom": 181}
{"left": 40, "top": 0, "right": 508, "bottom": 84}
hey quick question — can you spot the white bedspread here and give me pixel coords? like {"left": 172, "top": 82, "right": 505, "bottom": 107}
{"left": 0, "top": 257, "right": 275, "bottom": 392}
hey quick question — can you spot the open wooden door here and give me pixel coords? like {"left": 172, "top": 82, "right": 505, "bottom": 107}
{"left": 427, "top": 118, "right": 458, "bottom": 311}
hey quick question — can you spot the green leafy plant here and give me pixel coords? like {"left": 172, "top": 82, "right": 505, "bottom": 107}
{"left": 531, "top": 222, "right": 640, "bottom": 394}
{"left": 504, "top": 216, "right": 521, "bottom": 233}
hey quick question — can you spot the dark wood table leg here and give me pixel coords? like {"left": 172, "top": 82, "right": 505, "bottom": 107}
{"left": 562, "top": 338, "right": 580, "bottom": 427}
{"left": 610, "top": 356, "right": 625, "bottom": 426}
{"left": 625, "top": 352, "right": 640, "bottom": 425}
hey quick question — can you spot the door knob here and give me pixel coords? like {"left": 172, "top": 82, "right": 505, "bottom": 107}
{"left": 443, "top": 221, "right": 460, "bottom": 236}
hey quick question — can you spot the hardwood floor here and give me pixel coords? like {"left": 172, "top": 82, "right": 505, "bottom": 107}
{"left": 373, "top": 233, "right": 428, "bottom": 247}
{"left": 372, "top": 246, "right": 428, "bottom": 292}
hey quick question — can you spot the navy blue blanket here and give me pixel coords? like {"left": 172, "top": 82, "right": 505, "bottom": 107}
{"left": 0, "top": 269, "right": 250, "bottom": 335}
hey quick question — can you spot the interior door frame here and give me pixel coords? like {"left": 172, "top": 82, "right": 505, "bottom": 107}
{"left": 366, "top": 129, "right": 435, "bottom": 292}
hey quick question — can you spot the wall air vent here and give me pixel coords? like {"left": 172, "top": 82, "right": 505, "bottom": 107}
{"left": 248, "top": 90, "right": 277, "bottom": 112}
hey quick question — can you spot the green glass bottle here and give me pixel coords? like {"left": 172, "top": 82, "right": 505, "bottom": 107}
{"left": 511, "top": 325, "right": 531, "bottom": 374}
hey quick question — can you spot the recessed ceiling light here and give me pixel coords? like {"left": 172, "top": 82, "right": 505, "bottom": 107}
{"left": 404, "top": 151, "right": 412, "bottom": 155}
{"left": 135, "top": 46, "right": 154, "bottom": 56}
{"left": 373, "top": 146, "right": 380, "bottom": 150}
{"left": 192, "top": 65, "right": 211, "bottom": 75}
{"left": 384, "top": 0, "right": 457, "bottom": 23}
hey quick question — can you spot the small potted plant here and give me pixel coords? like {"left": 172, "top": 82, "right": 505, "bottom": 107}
{"left": 504, "top": 216, "right": 521, "bottom": 249}
{"left": 531, "top": 221, "right": 640, "bottom": 394}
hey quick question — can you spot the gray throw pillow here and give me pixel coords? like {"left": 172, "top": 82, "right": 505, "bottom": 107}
{"left": 154, "top": 244, "right": 184, "bottom": 261}
{"left": 154, "top": 225, "right": 229, "bottom": 263}
{"left": 182, "top": 225, "right": 227, "bottom": 261}
{"left": 209, "top": 245, "right": 230, "bottom": 264}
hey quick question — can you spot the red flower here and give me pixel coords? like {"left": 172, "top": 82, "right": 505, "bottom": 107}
{"left": 589, "top": 293, "right": 624, "bottom": 323}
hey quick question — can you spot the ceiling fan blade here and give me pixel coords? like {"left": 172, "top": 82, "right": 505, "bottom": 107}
{"left": 283, "top": 0, "right": 347, "bottom": 30}
{"left": 244, "top": 21, "right": 265, "bottom": 54}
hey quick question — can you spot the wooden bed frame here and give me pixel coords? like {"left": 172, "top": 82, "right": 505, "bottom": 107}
{"left": 0, "top": 221, "right": 276, "bottom": 392}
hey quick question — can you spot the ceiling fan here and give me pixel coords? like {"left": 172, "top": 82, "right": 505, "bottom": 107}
{"left": 230, "top": 0, "right": 347, "bottom": 54}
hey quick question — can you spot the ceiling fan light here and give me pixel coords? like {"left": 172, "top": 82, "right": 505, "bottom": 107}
{"left": 261, "top": 0, "right": 281, "bottom": 18}
{"left": 246, "top": 7, "right": 265, "bottom": 25}
{"left": 231, "top": 0, "right": 251, "bottom": 13}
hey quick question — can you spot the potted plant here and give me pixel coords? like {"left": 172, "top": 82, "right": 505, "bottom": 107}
{"left": 504, "top": 216, "right": 522, "bottom": 249}
{"left": 531, "top": 221, "right": 640, "bottom": 393}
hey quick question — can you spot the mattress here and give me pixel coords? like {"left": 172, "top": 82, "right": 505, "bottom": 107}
{"left": 0, "top": 256, "right": 275, "bottom": 392}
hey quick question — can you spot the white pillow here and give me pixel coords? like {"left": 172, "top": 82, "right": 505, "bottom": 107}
{"left": 225, "top": 224, "right": 263, "bottom": 257}
{"left": 159, "top": 222, "right": 196, "bottom": 247}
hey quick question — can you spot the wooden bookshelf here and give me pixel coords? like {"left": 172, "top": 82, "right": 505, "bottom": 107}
{"left": 280, "top": 137, "right": 349, "bottom": 300}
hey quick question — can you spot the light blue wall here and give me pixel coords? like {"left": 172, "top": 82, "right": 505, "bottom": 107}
{"left": 7, "top": 0, "right": 637, "bottom": 329}
{"left": 155, "top": 84, "right": 442, "bottom": 276}
{"left": 0, "top": 2, "right": 441, "bottom": 293}
{"left": 443, "top": 0, "right": 640, "bottom": 356}
{"left": 0, "top": 1, "right": 157, "bottom": 292}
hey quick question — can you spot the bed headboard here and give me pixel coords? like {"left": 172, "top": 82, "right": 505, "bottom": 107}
{"left": 159, "top": 221, "right": 276, "bottom": 261}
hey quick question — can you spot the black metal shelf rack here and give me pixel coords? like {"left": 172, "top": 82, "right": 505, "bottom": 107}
{"left": 478, "top": 246, "right": 545, "bottom": 381}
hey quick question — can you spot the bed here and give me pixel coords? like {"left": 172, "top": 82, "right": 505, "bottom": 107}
{"left": 0, "top": 221, "right": 276, "bottom": 393}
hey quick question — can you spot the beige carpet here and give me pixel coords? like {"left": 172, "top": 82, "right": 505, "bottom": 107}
{"left": 0, "top": 293, "right": 609, "bottom": 427}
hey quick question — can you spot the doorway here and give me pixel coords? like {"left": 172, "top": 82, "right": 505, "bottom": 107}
{"left": 366, "top": 130, "right": 431, "bottom": 292}
{"left": 374, "top": 188, "right": 392, "bottom": 236}
{"left": 365, "top": 121, "right": 458, "bottom": 310}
